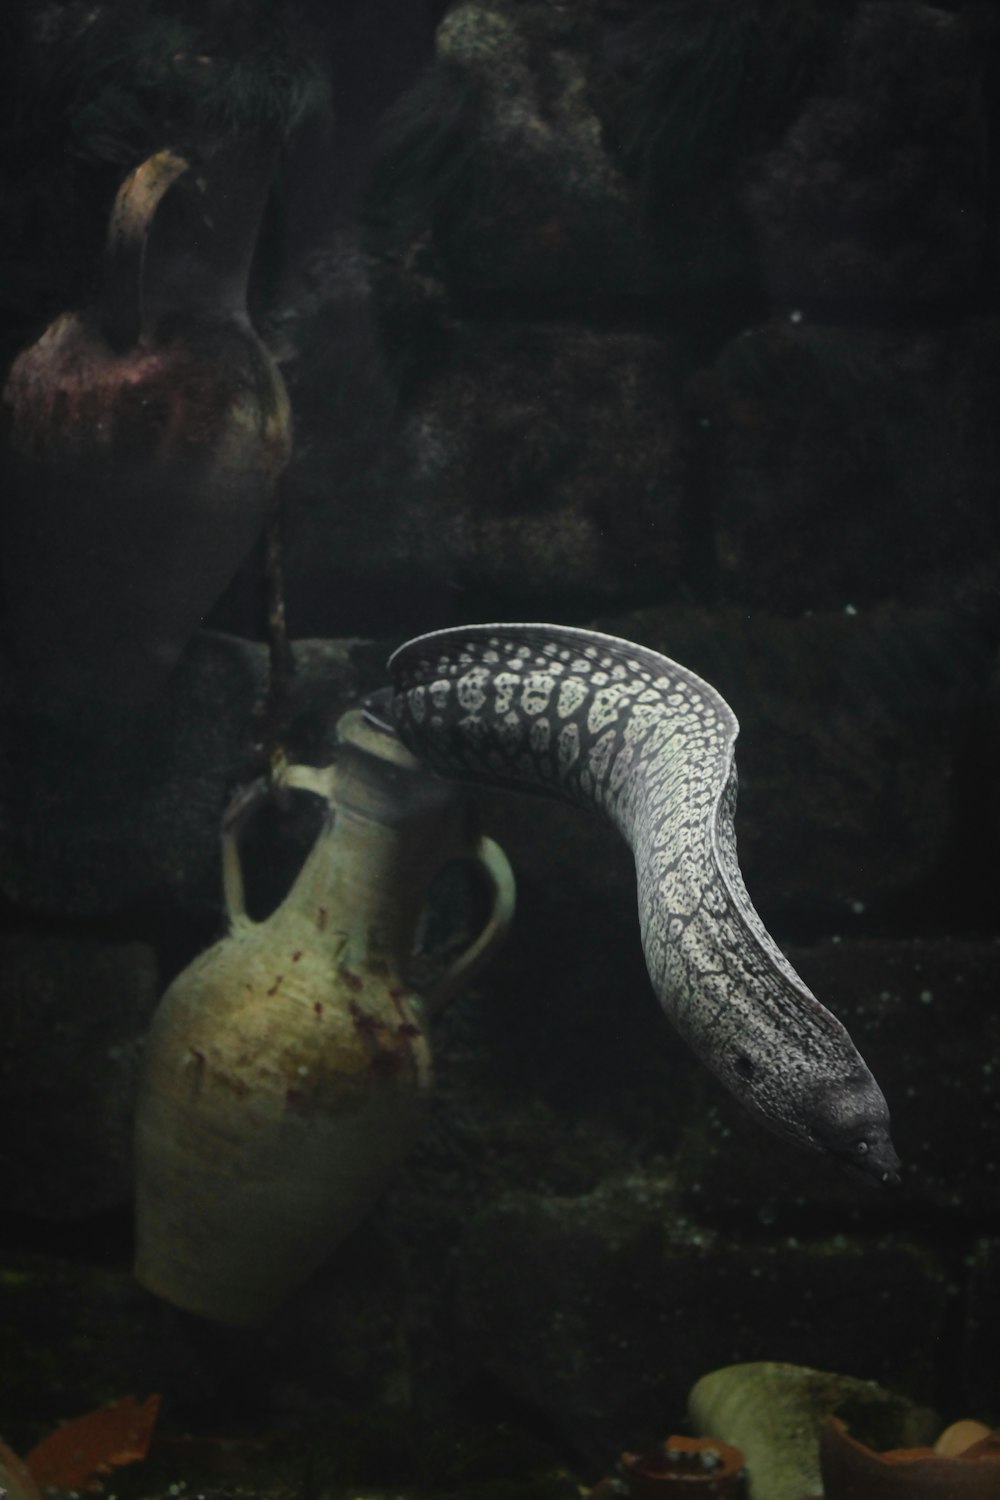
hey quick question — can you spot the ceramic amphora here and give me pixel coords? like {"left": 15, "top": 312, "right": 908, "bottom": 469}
{"left": 133, "top": 710, "right": 514, "bottom": 1326}
{"left": 2, "top": 139, "right": 290, "bottom": 703}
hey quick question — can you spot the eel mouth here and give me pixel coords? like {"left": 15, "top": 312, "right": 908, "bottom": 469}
{"left": 830, "top": 1142, "right": 902, "bottom": 1189}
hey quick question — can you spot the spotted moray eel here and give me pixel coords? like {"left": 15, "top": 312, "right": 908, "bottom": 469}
{"left": 386, "top": 623, "right": 900, "bottom": 1186}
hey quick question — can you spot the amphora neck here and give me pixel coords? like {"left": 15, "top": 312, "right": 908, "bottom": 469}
{"left": 256, "top": 713, "right": 470, "bottom": 974}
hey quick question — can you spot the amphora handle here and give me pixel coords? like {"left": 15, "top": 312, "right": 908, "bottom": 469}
{"left": 101, "top": 141, "right": 278, "bottom": 352}
{"left": 421, "top": 835, "right": 516, "bottom": 1019}
{"left": 220, "top": 766, "right": 336, "bottom": 927}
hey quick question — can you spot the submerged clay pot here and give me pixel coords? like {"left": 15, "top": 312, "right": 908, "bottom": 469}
{"left": 688, "top": 1362, "right": 939, "bottom": 1500}
{"left": 621, "top": 1435, "right": 745, "bottom": 1496}
{"left": 3, "top": 140, "right": 290, "bottom": 703}
{"left": 133, "top": 709, "right": 515, "bottom": 1325}
{"left": 819, "top": 1414, "right": 1000, "bottom": 1498}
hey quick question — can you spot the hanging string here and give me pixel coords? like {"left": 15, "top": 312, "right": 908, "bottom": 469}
{"left": 261, "top": 490, "right": 294, "bottom": 802}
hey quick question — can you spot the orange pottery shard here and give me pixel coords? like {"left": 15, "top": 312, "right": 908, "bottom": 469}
{"left": 619, "top": 1434, "right": 746, "bottom": 1496}
{"left": 24, "top": 1394, "right": 161, "bottom": 1492}
{"left": 819, "top": 1414, "right": 1000, "bottom": 1498}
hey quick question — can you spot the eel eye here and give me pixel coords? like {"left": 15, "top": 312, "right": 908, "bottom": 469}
{"left": 857, "top": 1141, "right": 869, "bottom": 1156}
{"left": 733, "top": 1053, "right": 754, "bottom": 1080}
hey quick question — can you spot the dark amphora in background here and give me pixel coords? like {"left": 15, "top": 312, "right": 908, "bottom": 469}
{"left": 2, "top": 138, "right": 291, "bottom": 704}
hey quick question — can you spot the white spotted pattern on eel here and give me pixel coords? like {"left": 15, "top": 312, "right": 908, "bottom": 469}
{"left": 387, "top": 623, "right": 900, "bottom": 1186}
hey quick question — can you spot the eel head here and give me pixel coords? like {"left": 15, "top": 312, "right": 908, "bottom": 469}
{"left": 804, "top": 1071, "right": 901, "bottom": 1187}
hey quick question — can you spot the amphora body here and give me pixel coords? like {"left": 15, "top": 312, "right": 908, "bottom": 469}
{"left": 134, "top": 710, "right": 514, "bottom": 1325}
{"left": 2, "top": 141, "right": 290, "bottom": 702}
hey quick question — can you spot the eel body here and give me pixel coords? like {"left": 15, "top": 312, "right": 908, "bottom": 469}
{"left": 387, "top": 622, "right": 899, "bottom": 1186}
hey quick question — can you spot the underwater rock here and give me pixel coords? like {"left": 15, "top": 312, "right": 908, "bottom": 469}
{"left": 739, "top": 2, "right": 991, "bottom": 310}
{"left": 689, "top": 320, "right": 1000, "bottom": 615}
{"left": 0, "top": 1240, "right": 579, "bottom": 1492}
{"left": 676, "top": 939, "right": 1000, "bottom": 1218}
{"left": 0, "top": 932, "right": 159, "bottom": 1219}
{"left": 389, "top": 321, "right": 685, "bottom": 612}
{"left": 688, "top": 1362, "right": 938, "bottom": 1500}
{"left": 0, "top": 1237, "right": 412, "bottom": 1440}
{"left": 370, "top": 0, "right": 657, "bottom": 308}
{"left": 235, "top": 307, "right": 689, "bottom": 637}
{"left": 0, "top": 631, "right": 370, "bottom": 919}
{"left": 586, "top": 0, "right": 827, "bottom": 308}
{"left": 456, "top": 1179, "right": 944, "bottom": 1467}
{"left": 0, "top": 1253, "right": 211, "bottom": 1430}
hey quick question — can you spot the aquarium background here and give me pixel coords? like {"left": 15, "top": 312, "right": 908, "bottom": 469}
{"left": 0, "top": 1, "right": 998, "bottom": 1497}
